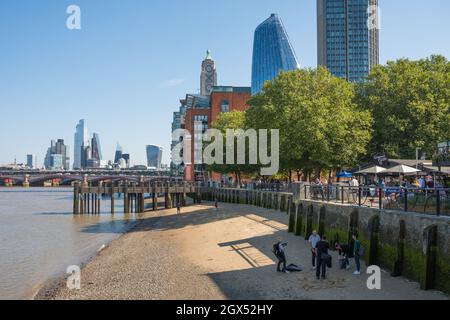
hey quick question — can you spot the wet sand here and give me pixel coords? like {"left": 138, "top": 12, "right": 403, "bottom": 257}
{"left": 35, "top": 202, "right": 449, "bottom": 300}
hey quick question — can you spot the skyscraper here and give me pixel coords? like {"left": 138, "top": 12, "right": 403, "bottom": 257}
{"left": 146, "top": 145, "right": 163, "bottom": 169}
{"left": 317, "top": 0, "right": 380, "bottom": 82}
{"left": 27, "top": 154, "right": 37, "bottom": 169}
{"left": 200, "top": 49, "right": 217, "bottom": 96}
{"left": 251, "top": 14, "right": 300, "bottom": 95}
{"left": 114, "top": 143, "right": 123, "bottom": 164}
{"left": 91, "top": 133, "right": 103, "bottom": 162}
{"left": 44, "top": 139, "right": 69, "bottom": 170}
{"left": 73, "top": 120, "right": 90, "bottom": 169}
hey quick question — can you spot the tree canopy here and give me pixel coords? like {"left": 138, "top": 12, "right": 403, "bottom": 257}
{"left": 200, "top": 56, "right": 449, "bottom": 182}
{"left": 246, "top": 67, "right": 373, "bottom": 177}
{"left": 359, "top": 55, "right": 450, "bottom": 159}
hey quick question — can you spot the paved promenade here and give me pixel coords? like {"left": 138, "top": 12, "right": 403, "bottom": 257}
{"left": 37, "top": 202, "right": 448, "bottom": 300}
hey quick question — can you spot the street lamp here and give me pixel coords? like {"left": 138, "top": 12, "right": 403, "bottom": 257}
{"left": 416, "top": 147, "right": 421, "bottom": 169}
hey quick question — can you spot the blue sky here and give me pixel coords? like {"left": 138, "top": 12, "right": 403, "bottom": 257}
{"left": 1, "top": 0, "right": 449, "bottom": 167}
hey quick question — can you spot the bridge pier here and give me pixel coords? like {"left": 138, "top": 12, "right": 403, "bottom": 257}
{"left": 23, "top": 174, "right": 30, "bottom": 188}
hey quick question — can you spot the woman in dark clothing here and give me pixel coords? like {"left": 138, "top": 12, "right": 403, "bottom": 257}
{"left": 335, "top": 241, "right": 350, "bottom": 270}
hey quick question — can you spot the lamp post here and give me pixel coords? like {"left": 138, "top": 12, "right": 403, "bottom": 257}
{"left": 416, "top": 147, "right": 421, "bottom": 169}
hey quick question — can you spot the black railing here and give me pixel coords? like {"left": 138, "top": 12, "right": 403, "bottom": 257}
{"left": 199, "top": 182, "right": 294, "bottom": 192}
{"left": 301, "top": 185, "right": 450, "bottom": 216}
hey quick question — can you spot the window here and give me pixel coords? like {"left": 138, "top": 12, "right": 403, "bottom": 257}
{"left": 221, "top": 100, "right": 230, "bottom": 113}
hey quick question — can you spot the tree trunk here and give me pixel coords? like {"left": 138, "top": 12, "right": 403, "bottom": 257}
{"left": 235, "top": 171, "right": 241, "bottom": 187}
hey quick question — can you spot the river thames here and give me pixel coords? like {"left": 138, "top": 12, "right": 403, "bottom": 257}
{"left": 0, "top": 188, "right": 139, "bottom": 299}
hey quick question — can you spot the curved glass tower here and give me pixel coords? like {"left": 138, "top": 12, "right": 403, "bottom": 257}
{"left": 251, "top": 14, "right": 300, "bottom": 95}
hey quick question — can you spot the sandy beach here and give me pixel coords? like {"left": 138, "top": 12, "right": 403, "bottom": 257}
{"left": 35, "top": 202, "right": 448, "bottom": 300}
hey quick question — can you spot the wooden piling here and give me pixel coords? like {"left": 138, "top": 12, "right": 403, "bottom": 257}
{"left": 110, "top": 183, "right": 115, "bottom": 215}
{"left": 73, "top": 186, "right": 79, "bottom": 215}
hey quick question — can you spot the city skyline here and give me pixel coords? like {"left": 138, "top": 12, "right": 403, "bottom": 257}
{"left": 1, "top": 0, "right": 450, "bottom": 166}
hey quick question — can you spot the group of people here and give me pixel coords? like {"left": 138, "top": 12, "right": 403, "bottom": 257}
{"left": 309, "top": 231, "right": 363, "bottom": 279}
{"left": 273, "top": 231, "right": 363, "bottom": 280}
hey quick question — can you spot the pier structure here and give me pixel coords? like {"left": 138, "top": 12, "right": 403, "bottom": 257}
{"left": 73, "top": 179, "right": 198, "bottom": 215}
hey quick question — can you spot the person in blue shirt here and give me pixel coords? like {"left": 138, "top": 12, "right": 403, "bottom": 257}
{"left": 308, "top": 230, "right": 321, "bottom": 270}
{"left": 419, "top": 177, "right": 426, "bottom": 189}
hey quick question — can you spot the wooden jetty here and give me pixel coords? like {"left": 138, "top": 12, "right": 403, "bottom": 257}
{"left": 73, "top": 180, "right": 201, "bottom": 215}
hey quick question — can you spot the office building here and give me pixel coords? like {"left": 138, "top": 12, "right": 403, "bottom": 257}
{"left": 91, "top": 133, "right": 103, "bottom": 162}
{"left": 73, "top": 119, "right": 90, "bottom": 169}
{"left": 26, "top": 154, "right": 37, "bottom": 169}
{"left": 114, "top": 143, "right": 123, "bottom": 164}
{"left": 317, "top": 0, "right": 380, "bottom": 82}
{"left": 146, "top": 145, "right": 163, "bottom": 169}
{"left": 50, "top": 154, "right": 64, "bottom": 170}
{"left": 44, "top": 139, "right": 70, "bottom": 170}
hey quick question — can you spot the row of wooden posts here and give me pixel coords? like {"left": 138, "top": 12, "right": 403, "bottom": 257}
{"left": 200, "top": 188, "right": 295, "bottom": 215}
{"left": 72, "top": 182, "right": 296, "bottom": 216}
{"left": 73, "top": 181, "right": 200, "bottom": 215}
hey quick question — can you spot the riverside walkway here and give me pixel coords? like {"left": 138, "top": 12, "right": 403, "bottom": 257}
{"left": 37, "top": 202, "right": 447, "bottom": 300}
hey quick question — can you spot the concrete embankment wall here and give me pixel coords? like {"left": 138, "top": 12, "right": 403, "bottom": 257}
{"left": 200, "top": 188, "right": 450, "bottom": 294}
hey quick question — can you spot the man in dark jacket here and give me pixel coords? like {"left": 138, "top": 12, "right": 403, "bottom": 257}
{"left": 273, "top": 237, "right": 289, "bottom": 273}
{"left": 316, "top": 235, "right": 330, "bottom": 280}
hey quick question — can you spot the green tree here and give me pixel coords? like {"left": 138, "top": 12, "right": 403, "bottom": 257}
{"left": 207, "top": 110, "right": 259, "bottom": 186}
{"left": 247, "top": 67, "right": 373, "bottom": 179}
{"left": 359, "top": 55, "right": 450, "bottom": 159}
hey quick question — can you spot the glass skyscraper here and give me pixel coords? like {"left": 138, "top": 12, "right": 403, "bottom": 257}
{"left": 44, "top": 139, "right": 69, "bottom": 170}
{"left": 91, "top": 133, "right": 103, "bottom": 162}
{"left": 251, "top": 14, "right": 300, "bottom": 95}
{"left": 114, "top": 143, "right": 123, "bottom": 164}
{"left": 146, "top": 145, "right": 163, "bottom": 169}
{"left": 317, "top": 0, "right": 379, "bottom": 83}
{"left": 73, "top": 119, "right": 90, "bottom": 169}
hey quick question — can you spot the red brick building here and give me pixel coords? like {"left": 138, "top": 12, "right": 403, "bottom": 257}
{"left": 183, "top": 86, "right": 251, "bottom": 181}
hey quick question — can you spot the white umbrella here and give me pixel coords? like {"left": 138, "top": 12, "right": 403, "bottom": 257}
{"left": 382, "top": 165, "right": 421, "bottom": 174}
{"left": 355, "top": 166, "right": 387, "bottom": 174}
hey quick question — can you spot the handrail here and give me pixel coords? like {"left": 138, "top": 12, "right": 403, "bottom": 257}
{"left": 298, "top": 184, "right": 449, "bottom": 216}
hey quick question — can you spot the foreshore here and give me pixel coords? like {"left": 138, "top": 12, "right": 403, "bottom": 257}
{"left": 35, "top": 202, "right": 448, "bottom": 300}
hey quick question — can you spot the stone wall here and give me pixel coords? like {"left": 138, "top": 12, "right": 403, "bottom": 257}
{"left": 295, "top": 199, "right": 450, "bottom": 294}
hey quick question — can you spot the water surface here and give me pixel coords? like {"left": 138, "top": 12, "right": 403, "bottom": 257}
{"left": 0, "top": 188, "right": 139, "bottom": 299}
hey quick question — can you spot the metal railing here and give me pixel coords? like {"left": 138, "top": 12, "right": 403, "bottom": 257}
{"left": 301, "top": 185, "right": 450, "bottom": 216}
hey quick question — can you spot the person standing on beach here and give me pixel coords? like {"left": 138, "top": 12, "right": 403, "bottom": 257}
{"left": 352, "top": 234, "right": 362, "bottom": 275}
{"left": 308, "top": 230, "right": 321, "bottom": 270}
{"left": 316, "top": 235, "right": 330, "bottom": 280}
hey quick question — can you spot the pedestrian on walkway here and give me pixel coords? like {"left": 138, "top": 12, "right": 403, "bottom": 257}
{"left": 316, "top": 235, "right": 330, "bottom": 280}
{"left": 308, "top": 230, "right": 321, "bottom": 270}
{"left": 176, "top": 201, "right": 181, "bottom": 215}
{"left": 352, "top": 234, "right": 362, "bottom": 275}
{"left": 273, "top": 237, "right": 289, "bottom": 273}
{"left": 214, "top": 197, "right": 218, "bottom": 210}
